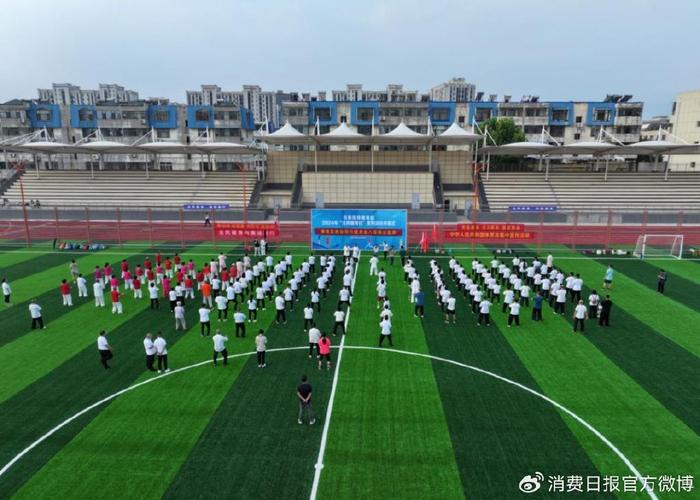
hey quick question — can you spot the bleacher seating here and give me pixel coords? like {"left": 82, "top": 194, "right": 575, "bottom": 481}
{"left": 2, "top": 170, "right": 258, "bottom": 207}
{"left": 301, "top": 172, "right": 434, "bottom": 207}
{"left": 481, "top": 172, "right": 700, "bottom": 210}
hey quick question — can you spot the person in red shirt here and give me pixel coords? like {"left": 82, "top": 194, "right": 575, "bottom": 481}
{"left": 187, "top": 259, "right": 195, "bottom": 277}
{"left": 221, "top": 269, "right": 229, "bottom": 283}
{"left": 174, "top": 253, "right": 181, "bottom": 268}
{"left": 110, "top": 275, "right": 119, "bottom": 290}
{"left": 60, "top": 279, "right": 73, "bottom": 306}
{"left": 229, "top": 264, "right": 238, "bottom": 279}
{"left": 123, "top": 270, "right": 133, "bottom": 290}
{"left": 111, "top": 289, "right": 123, "bottom": 314}
{"left": 135, "top": 265, "right": 144, "bottom": 284}
{"left": 162, "top": 277, "right": 171, "bottom": 298}
{"left": 175, "top": 269, "right": 184, "bottom": 284}
{"left": 184, "top": 276, "right": 194, "bottom": 300}
{"left": 132, "top": 276, "right": 142, "bottom": 299}
{"left": 104, "top": 263, "right": 112, "bottom": 279}
{"left": 144, "top": 257, "right": 152, "bottom": 271}
{"left": 203, "top": 264, "right": 211, "bottom": 280}
{"left": 165, "top": 258, "right": 173, "bottom": 278}
{"left": 146, "top": 268, "right": 155, "bottom": 283}
{"left": 155, "top": 252, "right": 162, "bottom": 266}
{"left": 196, "top": 270, "right": 205, "bottom": 290}
{"left": 120, "top": 259, "right": 129, "bottom": 278}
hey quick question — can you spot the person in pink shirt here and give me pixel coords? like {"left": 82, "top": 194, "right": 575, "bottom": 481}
{"left": 94, "top": 266, "right": 103, "bottom": 285}
{"left": 120, "top": 259, "right": 129, "bottom": 279}
{"left": 187, "top": 259, "right": 195, "bottom": 277}
{"left": 135, "top": 265, "right": 144, "bottom": 284}
{"left": 162, "top": 276, "right": 171, "bottom": 298}
{"left": 156, "top": 264, "right": 164, "bottom": 284}
{"left": 123, "top": 270, "right": 133, "bottom": 290}
{"left": 104, "top": 263, "right": 112, "bottom": 279}
{"left": 109, "top": 275, "right": 119, "bottom": 291}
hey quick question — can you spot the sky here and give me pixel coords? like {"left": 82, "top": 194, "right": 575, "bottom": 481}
{"left": 0, "top": 0, "right": 698, "bottom": 117}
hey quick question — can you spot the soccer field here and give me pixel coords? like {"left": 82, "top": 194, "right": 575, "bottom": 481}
{"left": 0, "top": 242, "right": 698, "bottom": 499}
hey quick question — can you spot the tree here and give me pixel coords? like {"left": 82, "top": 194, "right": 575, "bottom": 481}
{"left": 477, "top": 118, "right": 526, "bottom": 145}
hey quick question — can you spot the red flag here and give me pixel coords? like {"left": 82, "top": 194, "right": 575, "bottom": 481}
{"left": 419, "top": 231, "right": 429, "bottom": 253}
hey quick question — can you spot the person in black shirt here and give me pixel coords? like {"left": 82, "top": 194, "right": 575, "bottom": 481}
{"left": 657, "top": 270, "right": 667, "bottom": 294}
{"left": 297, "top": 375, "right": 315, "bottom": 425}
{"left": 598, "top": 295, "right": 613, "bottom": 326}
{"left": 399, "top": 246, "right": 406, "bottom": 267}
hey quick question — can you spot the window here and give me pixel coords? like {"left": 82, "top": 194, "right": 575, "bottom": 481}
{"left": 36, "top": 108, "right": 52, "bottom": 121}
{"left": 575, "top": 115, "right": 582, "bottom": 123}
{"left": 475, "top": 109, "right": 492, "bottom": 121}
{"left": 154, "top": 110, "right": 170, "bottom": 122}
{"left": 156, "top": 129, "right": 169, "bottom": 138}
{"left": 458, "top": 116, "right": 465, "bottom": 124}
{"left": 523, "top": 125, "right": 540, "bottom": 134}
{"left": 78, "top": 108, "right": 94, "bottom": 121}
{"left": 551, "top": 109, "right": 569, "bottom": 122}
{"left": 357, "top": 125, "right": 372, "bottom": 135}
{"left": 594, "top": 109, "right": 610, "bottom": 122}
{"left": 195, "top": 109, "right": 210, "bottom": 122}
{"left": 574, "top": 133, "right": 581, "bottom": 140}
{"left": 357, "top": 107, "right": 375, "bottom": 121}
{"left": 430, "top": 108, "right": 451, "bottom": 121}
{"left": 549, "top": 126, "right": 565, "bottom": 137}
{"left": 313, "top": 108, "right": 331, "bottom": 121}
{"left": 340, "top": 115, "right": 347, "bottom": 123}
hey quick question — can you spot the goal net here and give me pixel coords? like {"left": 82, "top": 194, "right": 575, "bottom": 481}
{"left": 633, "top": 234, "right": 684, "bottom": 259}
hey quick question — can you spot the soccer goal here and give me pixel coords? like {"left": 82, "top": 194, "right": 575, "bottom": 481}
{"left": 633, "top": 234, "right": 684, "bottom": 259}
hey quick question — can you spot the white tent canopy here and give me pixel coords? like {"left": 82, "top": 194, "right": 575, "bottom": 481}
{"left": 434, "top": 122, "right": 482, "bottom": 145}
{"left": 546, "top": 141, "right": 619, "bottom": 156}
{"left": 10, "top": 141, "right": 85, "bottom": 155}
{"left": 80, "top": 140, "right": 143, "bottom": 155}
{"left": 192, "top": 142, "right": 260, "bottom": 155}
{"left": 139, "top": 141, "right": 191, "bottom": 155}
{"left": 256, "top": 121, "right": 309, "bottom": 145}
{"left": 314, "top": 122, "right": 370, "bottom": 145}
{"left": 374, "top": 121, "right": 432, "bottom": 145}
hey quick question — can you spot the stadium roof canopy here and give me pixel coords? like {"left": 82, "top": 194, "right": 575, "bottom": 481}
{"left": 256, "top": 121, "right": 310, "bottom": 145}
{"left": 2, "top": 139, "right": 263, "bottom": 156}
{"left": 479, "top": 141, "right": 555, "bottom": 155}
{"left": 314, "top": 122, "right": 370, "bottom": 145}
{"left": 374, "top": 121, "right": 432, "bottom": 145}
{"left": 477, "top": 139, "right": 700, "bottom": 156}
{"left": 434, "top": 122, "right": 483, "bottom": 145}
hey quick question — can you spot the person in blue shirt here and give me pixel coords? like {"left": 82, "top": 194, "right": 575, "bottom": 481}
{"left": 532, "top": 291, "right": 544, "bottom": 321}
{"left": 414, "top": 290, "right": 425, "bottom": 318}
{"left": 603, "top": 265, "right": 614, "bottom": 290}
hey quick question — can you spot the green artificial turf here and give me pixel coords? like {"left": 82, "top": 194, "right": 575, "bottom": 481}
{"left": 316, "top": 257, "right": 465, "bottom": 500}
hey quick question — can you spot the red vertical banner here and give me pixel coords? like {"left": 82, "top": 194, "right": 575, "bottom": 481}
{"left": 571, "top": 210, "right": 579, "bottom": 252}
{"left": 54, "top": 206, "right": 60, "bottom": 242}
{"left": 505, "top": 210, "right": 512, "bottom": 251}
{"left": 85, "top": 207, "right": 92, "bottom": 245}
{"left": 116, "top": 207, "right": 123, "bottom": 248}
{"left": 148, "top": 208, "right": 153, "bottom": 248}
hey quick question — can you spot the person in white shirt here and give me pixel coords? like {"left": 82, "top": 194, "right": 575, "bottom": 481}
{"left": 168, "top": 289, "right": 178, "bottom": 313}
{"left": 573, "top": 300, "right": 588, "bottom": 333}
{"left": 97, "top": 330, "right": 113, "bottom": 369}
{"left": 379, "top": 315, "right": 393, "bottom": 347}
{"left": 301, "top": 303, "right": 315, "bottom": 331}
{"left": 212, "top": 329, "right": 229, "bottom": 366}
{"left": 2, "top": 278, "right": 12, "bottom": 306}
{"left": 376, "top": 280, "right": 386, "bottom": 309}
{"left": 332, "top": 308, "right": 345, "bottom": 336}
{"left": 369, "top": 255, "right": 379, "bottom": 276}
{"left": 519, "top": 284, "right": 531, "bottom": 307}
{"left": 338, "top": 287, "right": 351, "bottom": 310}
{"left": 444, "top": 296, "right": 457, "bottom": 324}
{"left": 478, "top": 299, "right": 492, "bottom": 326}
{"left": 283, "top": 286, "right": 294, "bottom": 311}
{"left": 199, "top": 305, "right": 211, "bottom": 336}
{"left": 92, "top": 280, "right": 105, "bottom": 308}
{"left": 215, "top": 293, "right": 229, "bottom": 322}
{"left": 144, "top": 333, "right": 157, "bottom": 372}
{"left": 555, "top": 287, "right": 567, "bottom": 315}
{"left": 588, "top": 290, "right": 600, "bottom": 318}
{"left": 546, "top": 254, "right": 554, "bottom": 268}
{"left": 410, "top": 278, "right": 420, "bottom": 303}
{"left": 502, "top": 288, "right": 514, "bottom": 313}
{"left": 174, "top": 301, "right": 186, "bottom": 330}
{"left": 306, "top": 325, "right": 321, "bottom": 359}
{"left": 75, "top": 274, "right": 88, "bottom": 298}
{"left": 309, "top": 289, "right": 321, "bottom": 313}
{"left": 149, "top": 282, "right": 159, "bottom": 310}
{"left": 234, "top": 310, "right": 246, "bottom": 337}
{"left": 572, "top": 274, "right": 583, "bottom": 303}
{"left": 154, "top": 331, "right": 169, "bottom": 373}
{"left": 29, "top": 300, "right": 45, "bottom": 329}
{"left": 247, "top": 296, "right": 258, "bottom": 323}
{"left": 274, "top": 294, "right": 287, "bottom": 324}
{"left": 508, "top": 301, "right": 521, "bottom": 327}
{"left": 255, "top": 329, "right": 267, "bottom": 367}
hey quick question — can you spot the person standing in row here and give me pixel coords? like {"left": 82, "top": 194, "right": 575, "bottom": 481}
{"left": 154, "top": 331, "right": 169, "bottom": 373}
{"left": 234, "top": 310, "right": 246, "bottom": 338}
{"left": 144, "top": 333, "right": 156, "bottom": 372}
{"left": 507, "top": 300, "right": 521, "bottom": 327}
{"left": 256, "top": 329, "right": 267, "bottom": 368}
{"left": 379, "top": 315, "right": 393, "bottom": 347}
{"left": 308, "top": 323, "right": 321, "bottom": 358}
{"left": 603, "top": 265, "right": 614, "bottom": 290}
{"left": 598, "top": 295, "right": 613, "bottom": 326}
{"left": 60, "top": 279, "right": 73, "bottom": 306}
{"left": 2, "top": 278, "right": 11, "bottom": 306}
{"left": 478, "top": 298, "right": 492, "bottom": 326}
{"left": 275, "top": 294, "right": 287, "bottom": 325}
{"left": 199, "top": 305, "right": 211, "bottom": 337}
{"left": 97, "top": 330, "right": 113, "bottom": 369}
{"left": 531, "top": 291, "right": 543, "bottom": 321}
{"left": 93, "top": 280, "right": 105, "bottom": 308}
{"left": 29, "top": 299, "right": 45, "bottom": 329}
{"left": 213, "top": 329, "right": 229, "bottom": 366}
{"left": 657, "top": 269, "right": 667, "bottom": 294}
{"left": 573, "top": 300, "right": 588, "bottom": 333}
{"left": 149, "top": 282, "right": 159, "bottom": 309}
{"left": 174, "top": 301, "right": 186, "bottom": 330}
{"left": 332, "top": 308, "right": 345, "bottom": 336}
{"left": 111, "top": 288, "right": 123, "bottom": 314}
{"left": 69, "top": 259, "right": 80, "bottom": 282}
{"left": 297, "top": 375, "right": 315, "bottom": 425}
{"left": 318, "top": 333, "right": 331, "bottom": 369}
